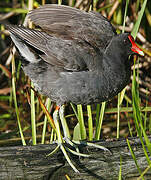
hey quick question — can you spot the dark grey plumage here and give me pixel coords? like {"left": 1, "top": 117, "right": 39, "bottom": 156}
{"left": 6, "top": 5, "right": 143, "bottom": 105}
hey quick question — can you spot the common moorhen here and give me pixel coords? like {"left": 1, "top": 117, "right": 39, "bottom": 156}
{"left": 7, "top": 4, "right": 144, "bottom": 139}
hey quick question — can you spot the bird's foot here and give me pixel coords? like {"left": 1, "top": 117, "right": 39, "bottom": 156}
{"left": 48, "top": 106, "right": 111, "bottom": 173}
{"left": 63, "top": 137, "right": 112, "bottom": 155}
{"left": 49, "top": 107, "right": 80, "bottom": 173}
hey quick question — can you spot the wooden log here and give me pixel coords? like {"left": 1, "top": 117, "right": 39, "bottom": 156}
{"left": 0, "top": 137, "right": 151, "bottom": 180}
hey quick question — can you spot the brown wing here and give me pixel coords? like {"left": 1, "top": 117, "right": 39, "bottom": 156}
{"left": 27, "top": 4, "right": 116, "bottom": 49}
{"left": 7, "top": 5, "right": 116, "bottom": 71}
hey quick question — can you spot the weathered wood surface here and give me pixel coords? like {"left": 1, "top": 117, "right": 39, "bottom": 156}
{"left": 0, "top": 137, "right": 151, "bottom": 180}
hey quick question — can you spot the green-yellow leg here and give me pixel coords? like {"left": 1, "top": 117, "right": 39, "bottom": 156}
{"left": 53, "top": 106, "right": 79, "bottom": 173}
{"left": 59, "top": 105, "right": 81, "bottom": 154}
{"left": 59, "top": 105, "right": 71, "bottom": 139}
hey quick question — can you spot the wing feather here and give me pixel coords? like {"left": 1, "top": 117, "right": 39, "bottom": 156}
{"left": 7, "top": 5, "right": 115, "bottom": 72}
{"left": 27, "top": 4, "right": 116, "bottom": 48}
{"left": 7, "top": 25, "right": 89, "bottom": 70}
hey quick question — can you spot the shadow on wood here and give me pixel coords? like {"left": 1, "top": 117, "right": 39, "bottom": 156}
{"left": 0, "top": 136, "right": 151, "bottom": 180}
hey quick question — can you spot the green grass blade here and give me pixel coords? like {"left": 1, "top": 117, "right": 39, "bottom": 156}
{"left": 30, "top": 82, "right": 37, "bottom": 145}
{"left": 73, "top": 123, "right": 81, "bottom": 141}
{"left": 0, "top": 7, "right": 28, "bottom": 13}
{"left": 122, "top": 0, "right": 129, "bottom": 33}
{"left": 95, "top": 102, "right": 106, "bottom": 140}
{"left": 136, "top": 0, "right": 141, "bottom": 13}
{"left": 118, "top": 156, "right": 122, "bottom": 180}
{"left": 149, "top": 115, "right": 151, "bottom": 133}
{"left": 77, "top": 105, "right": 87, "bottom": 140}
{"left": 65, "top": 106, "right": 151, "bottom": 119}
{"left": 127, "top": 138, "right": 144, "bottom": 179}
{"left": 16, "top": 61, "right": 21, "bottom": 80}
{"left": 12, "top": 55, "right": 26, "bottom": 145}
{"left": 132, "top": 62, "right": 151, "bottom": 164}
{"left": 137, "top": 165, "right": 151, "bottom": 180}
{"left": 128, "top": 121, "right": 133, "bottom": 137}
{"left": 70, "top": 103, "right": 78, "bottom": 119}
{"left": 87, "top": 105, "right": 93, "bottom": 141}
{"left": 96, "top": 104, "right": 100, "bottom": 128}
{"left": 131, "top": 0, "right": 148, "bottom": 39}
{"left": 50, "top": 129, "right": 55, "bottom": 143}
{"left": 130, "top": 0, "right": 151, "bottom": 167}
{"left": 117, "top": 93, "right": 120, "bottom": 139}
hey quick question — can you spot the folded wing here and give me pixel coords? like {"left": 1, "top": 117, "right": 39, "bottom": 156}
{"left": 27, "top": 4, "right": 116, "bottom": 49}
{"left": 7, "top": 5, "right": 116, "bottom": 72}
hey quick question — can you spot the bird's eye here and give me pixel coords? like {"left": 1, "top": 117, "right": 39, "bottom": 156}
{"left": 124, "top": 38, "right": 129, "bottom": 44}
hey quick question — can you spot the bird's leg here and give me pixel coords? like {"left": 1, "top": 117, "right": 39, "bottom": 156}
{"left": 53, "top": 105, "right": 79, "bottom": 173}
{"left": 56, "top": 106, "right": 110, "bottom": 155}
{"left": 53, "top": 106, "right": 63, "bottom": 145}
{"left": 53, "top": 106, "right": 110, "bottom": 156}
{"left": 59, "top": 105, "right": 82, "bottom": 153}
{"left": 56, "top": 105, "right": 86, "bottom": 156}
{"left": 59, "top": 105, "right": 71, "bottom": 139}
